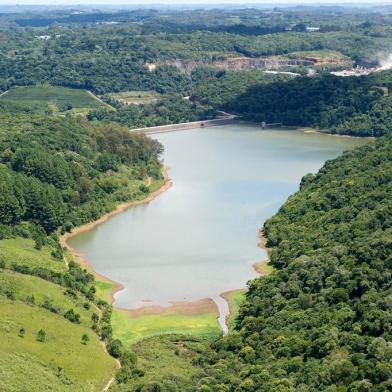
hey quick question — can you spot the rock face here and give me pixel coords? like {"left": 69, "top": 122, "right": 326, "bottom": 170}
{"left": 147, "top": 56, "right": 320, "bottom": 73}
{"left": 146, "top": 55, "right": 352, "bottom": 73}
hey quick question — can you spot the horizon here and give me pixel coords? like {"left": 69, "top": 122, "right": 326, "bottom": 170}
{"left": 1, "top": 0, "right": 392, "bottom": 6}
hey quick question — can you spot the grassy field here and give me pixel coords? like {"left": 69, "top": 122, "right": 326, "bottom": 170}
{"left": 112, "top": 306, "right": 220, "bottom": 346}
{"left": 0, "top": 236, "right": 118, "bottom": 391}
{"left": 0, "top": 270, "right": 97, "bottom": 327}
{"left": 222, "top": 289, "right": 247, "bottom": 331}
{"left": 95, "top": 279, "right": 117, "bottom": 304}
{"left": 0, "top": 86, "right": 107, "bottom": 114}
{"left": 1, "top": 237, "right": 66, "bottom": 273}
{"left": 107, "top": 90, "right": 161, "bottom": 105}
{"left": 111, "top": 335, "right": 205, "bottom": 391}
{"left": 0, "top": 301, "right": 117, "bottom": 392}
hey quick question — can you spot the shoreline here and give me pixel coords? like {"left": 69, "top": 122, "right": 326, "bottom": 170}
{"left": 220, "top": 289, "right": 245, "bottom": 329}
{"left": 61, "top": 175, "right": 273, "bottom": 335}
{"left": 60, "top": 166, "right": 173, "bottom": 304}
{"left": 63, "top": 122, "right": 365, "bottom": 336}
{"left": 216, "top": 230, "right": 273, "bottom": 334}
{"left": 252, "top": 229, "right": 272, "bottom": 275}
{"left": 296, "top": 126, "right": 376, "bottom": 139}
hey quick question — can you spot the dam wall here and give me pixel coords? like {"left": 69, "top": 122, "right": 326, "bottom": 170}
{"left": 130, "top": 116, "right": 236, "bottom": 135}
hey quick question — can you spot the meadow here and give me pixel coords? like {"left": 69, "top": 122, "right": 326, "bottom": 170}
{"left": 111, "top": 335, "right": 205, "bottom": 391}
{"left": 107, "top": 90, "right": 161, "bottom": 105}
{"left": 112, "top": 307, "right": 220, "bottom": 346}
{"left": 0, "top": 85, "right": 107, "bottom": 114}
{"left": 0, "top": 301, "right": 117, "bottom": 392}
{"left": 0, "top": 237, "right": 118, "bottom": 391}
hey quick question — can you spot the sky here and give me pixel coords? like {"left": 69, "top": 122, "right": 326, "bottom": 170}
{"left": 0, "top": 0, "right": 391, "bottom": 4}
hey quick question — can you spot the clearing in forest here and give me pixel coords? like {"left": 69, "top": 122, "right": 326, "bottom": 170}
{"left": 0, "top": 85, "right": 107, "bottom": 114}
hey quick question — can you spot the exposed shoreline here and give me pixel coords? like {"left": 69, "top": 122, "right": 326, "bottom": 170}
{"left": 252, "top": 230, "right": 272, "bottom": 275}
{"left": 62, "top": 123, "right": 360, "bottom": 336}
{"left": 60, "top": 167, "right": 173, "bottom": 303}
{"left": 60, "top": 121, "right": 360, "bottom": 336}
{"left": 60, "top": 160, "right": 272, "bottom": 336}
{"left": 297, "top": 126, "right": 376, "bottom": 139}
{"left": 118, "top": 297, "right": 217, "bottom": 318}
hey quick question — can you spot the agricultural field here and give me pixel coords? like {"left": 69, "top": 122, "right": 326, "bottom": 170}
{"left": 107, "top": 90, "right": 162, "bottom": 105}
{"left": 0, "top": 86, "right": 109, "bottom": 114}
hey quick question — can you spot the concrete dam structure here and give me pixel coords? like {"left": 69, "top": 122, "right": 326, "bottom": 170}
{"left": 130, "top": 115, "right": 236, "bottom": 135}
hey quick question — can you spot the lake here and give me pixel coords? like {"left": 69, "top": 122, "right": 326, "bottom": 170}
{"left": 69, "top": 124, "right": 368, "bottom": 322}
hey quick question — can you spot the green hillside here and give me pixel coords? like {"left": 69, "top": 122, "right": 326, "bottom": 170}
{"left": 0, "top": 236, "right": 119, "bottom": 391}
{"left": 197, "top": 135, "right": 392, "bottom": 391}
{"left": 0, "top": 101, "right": 164, "bottom": 391}
{"left": 0, "top": 301, "right": 116, "bottom": 392}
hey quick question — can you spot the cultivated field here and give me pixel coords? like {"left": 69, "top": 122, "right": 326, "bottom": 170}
{"left": 0, "top": 85, "right": 106, "bottom": 114}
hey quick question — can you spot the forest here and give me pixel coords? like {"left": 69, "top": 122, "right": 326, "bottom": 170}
{"left": 0, "top": 100, "right": 163, "bottom": 235}
{"left": 195, "top": 135, "right": 392, "bottom": 392}
{"left": 1, "top": 6, "right": 392, "bottom": 95}
{"left": 0, "top": 99, "right": 166, "bottom": 390}
{"left": 222, "top": 71, "right": 392, "bottom": 136}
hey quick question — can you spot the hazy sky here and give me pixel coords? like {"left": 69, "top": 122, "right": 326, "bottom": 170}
{"left": 0, "top": 0, "right": 391, "bottom": 4}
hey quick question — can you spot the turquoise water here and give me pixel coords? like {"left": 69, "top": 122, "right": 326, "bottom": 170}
{"left": 69, "top": 124, "right": 368, "bottom": 312}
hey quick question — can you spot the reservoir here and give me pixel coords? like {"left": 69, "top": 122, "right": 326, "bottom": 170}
{"left": 68, "top": 124, "right": 368, "bottom": 314}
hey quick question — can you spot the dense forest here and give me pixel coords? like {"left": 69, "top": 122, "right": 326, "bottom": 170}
{"left": 222, "top": 71, "right": 392, "bottom": 136}
{"left": 1, "top": 6, "right": 392, "bottom": 133}
{"left": 196, "top": 135, "right": 392, "bottom": 391}
{"left": 0, "top": 101, "right": 163, "bottom": 235}
{"left": 1, "top": 6, "right": 392, "bottom": 94}
{"left": 89, "top": 94, "right": 217, "bottom": 128}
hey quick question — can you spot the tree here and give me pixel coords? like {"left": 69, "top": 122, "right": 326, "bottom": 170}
{"left": 108, "top": 339, "right": 123, "bottom": 358}
{"left": 91, "top": 313, "right": 99, "bottom": 323}
{"left": 81, "top": 334, "right": 89, "bottom": 345}
{"left": 36, "top": 329, "right": 46, "bottom": 342}
{"left": 64, "top": 309, "right": 81, "bottom": 324}
{"left": 18, "top": 328, "right": 25, "bottom": 338}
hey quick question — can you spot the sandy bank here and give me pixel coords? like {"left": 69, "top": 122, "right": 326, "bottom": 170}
{"left": 297, "top": 126, "right": 375, "bottom": 139}
{"left": 251, "top": 229, "right": 272, "bottom": 275}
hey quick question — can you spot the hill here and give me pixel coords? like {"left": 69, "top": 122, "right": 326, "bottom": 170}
{"left": 0, "top": 101, "right": 165, "bottom": 390}
{"left": 197, "top": 135, "right": 392, "bottom": 391}
{"left": 223, "top": 71, "right": 392, "bottom": 137}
